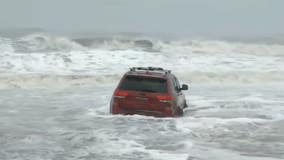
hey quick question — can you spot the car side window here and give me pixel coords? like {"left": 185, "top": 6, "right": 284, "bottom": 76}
{"left": 172, "top": 76, "right": 180, "bottom": 92}
{"left": 175, "top": 77, "right": 181, "bottom": 89}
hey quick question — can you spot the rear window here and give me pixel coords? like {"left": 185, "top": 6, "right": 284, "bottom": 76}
{"left": 119, "top": 76, "right": 167, "bottom": 93}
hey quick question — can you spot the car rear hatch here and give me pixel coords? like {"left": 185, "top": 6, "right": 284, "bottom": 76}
{"left": 114, "top": 75, "right": 173, "bottom": 115}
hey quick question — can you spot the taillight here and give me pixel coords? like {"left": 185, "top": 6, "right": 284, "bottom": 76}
{"left": 114, "top": 90, "right": 128, "bottom": 98}
{"left": 156, "top": 95, "right": 174, "bottom": 102}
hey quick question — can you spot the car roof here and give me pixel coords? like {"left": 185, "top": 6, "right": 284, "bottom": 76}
{"left": 125, "top": 67, "right": 172, "bottom": 79}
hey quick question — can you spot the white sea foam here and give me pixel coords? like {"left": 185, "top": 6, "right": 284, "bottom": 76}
{"left": 0, "top": 36, "right": 14, "bottom": 53}
{"left": 2, "top": 33, "right": 284, "bottom": 160}
{"left": 1, "top": 34, "right": 284, "bottom": 88}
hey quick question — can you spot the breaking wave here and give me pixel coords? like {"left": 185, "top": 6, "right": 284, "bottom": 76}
{"left": 1, "top": 33, "right": 284, "bottom": 88}
{"left": 0, "top": 33, "right": 284, "bottom": 55}
{"left": 13, "top": 33, "right": 85, "bottom": 52}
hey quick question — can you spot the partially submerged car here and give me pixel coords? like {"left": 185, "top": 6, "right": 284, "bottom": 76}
{"left": 110, "top": 67, "right": 188, "bottom": 117}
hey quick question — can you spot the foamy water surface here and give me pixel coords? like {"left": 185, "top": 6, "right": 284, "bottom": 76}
{"left": 0, "top": 34, "right": 284, "bottom": 160}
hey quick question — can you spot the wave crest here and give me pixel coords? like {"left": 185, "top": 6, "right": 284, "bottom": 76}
{"left": 1, "top": 33, "right": 284, "bottom": 56}
{"left": 13, "top": 33, "right": 85, "bottom": 52}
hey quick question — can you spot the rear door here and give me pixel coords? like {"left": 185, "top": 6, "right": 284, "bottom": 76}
{"left": 117, "top": 75, "right": 171, "bottom": 112}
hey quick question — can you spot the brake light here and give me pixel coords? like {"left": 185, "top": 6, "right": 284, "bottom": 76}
{"left": 114, "top": 90, "right": 128, "bottom": 98}
{"left": 157, "top": 95, "right": 174, "bottom": 102}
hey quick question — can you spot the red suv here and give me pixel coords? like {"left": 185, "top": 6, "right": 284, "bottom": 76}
{"left": 110, "top": 67, "right": 188, "bottom": 117}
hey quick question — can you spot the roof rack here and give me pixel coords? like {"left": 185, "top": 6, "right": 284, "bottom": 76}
{"left": 129, "top": 67, "right": 171, "bottom": 74}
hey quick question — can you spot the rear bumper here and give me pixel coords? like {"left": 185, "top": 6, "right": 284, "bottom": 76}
{"left": 110, "top": 102, "right": 175, "bottom": 117}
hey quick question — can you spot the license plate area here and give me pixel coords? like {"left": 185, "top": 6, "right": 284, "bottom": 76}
{"left": 135, "top": 96, "right": 148, "bottom": 101}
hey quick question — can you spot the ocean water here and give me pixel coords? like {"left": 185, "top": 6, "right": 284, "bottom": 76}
{"left": 0, "top": 33, "right": 284, "bottom": 160}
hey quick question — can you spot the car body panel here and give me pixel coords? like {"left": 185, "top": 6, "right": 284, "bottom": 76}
{"left": 110, "top": 67, "right": 187, "bottom": 117}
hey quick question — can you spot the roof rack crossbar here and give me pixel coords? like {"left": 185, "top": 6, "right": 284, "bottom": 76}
{"left": 129, "top": 67, "right": 171, "bottom": 74}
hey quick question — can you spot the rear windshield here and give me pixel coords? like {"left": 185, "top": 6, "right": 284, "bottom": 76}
{"left": 119, "top": 76, "right": 167, "bottom": 93}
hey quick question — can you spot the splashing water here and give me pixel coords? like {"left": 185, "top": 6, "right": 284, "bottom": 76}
{"left": 0, "top": 33, "right": 284, "bottom": 160}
